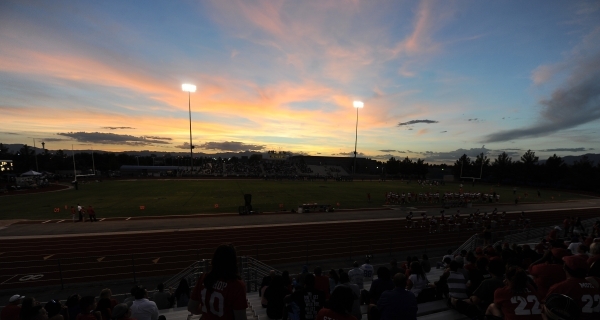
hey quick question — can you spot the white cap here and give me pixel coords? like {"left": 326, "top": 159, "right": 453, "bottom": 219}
{"left": 554, "top": 226, "right": 561, "bottom": 230}
{"left": 9, "top": 295, "right": 24, "bottom": 303}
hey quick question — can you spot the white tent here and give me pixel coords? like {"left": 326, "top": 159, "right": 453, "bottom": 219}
{"left": 21, "top": 170, "right": 42, "bottom": 177}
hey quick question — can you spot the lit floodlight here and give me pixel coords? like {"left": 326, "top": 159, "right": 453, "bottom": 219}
{"left": 182, "top": 84, "right": 197, "bottom": 92}
{"left": 353, "top": 101, "right": 364, "bottom": 108}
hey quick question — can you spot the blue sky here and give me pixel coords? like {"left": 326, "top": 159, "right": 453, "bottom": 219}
{"left": 0, "top": 0, "right": 599, "bottom": 163}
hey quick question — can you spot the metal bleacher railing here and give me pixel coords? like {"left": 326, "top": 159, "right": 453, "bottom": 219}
{"left": 241, "top": 256, "right": 281, "bottom": 292}
{"left": 160, "top": 256, "right": 280, "bottom": 294}
{"left": 452, "top": 233, "right": 479, "bottom": 256}
{"left": 454, "top": 216, "right": 599, "bottom": 256}
{"left": 163, "top": 259, "right": 209, "bottom": 291}
{"left": 493, "top": 216, "right": 598, "bottom": 247}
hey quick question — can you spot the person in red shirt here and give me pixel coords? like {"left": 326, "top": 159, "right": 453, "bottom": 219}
{"left": 76, "top": 296, "right": 101, "bottom": 320}
{"left": 188, "top": 244, "right": 248, "bottom": 320}
{"left": 1, "top": 294, "right": 24, "bottom": 320}
{"left": 88, "top": 206, "right": 97, "bottom": 222}
{"left": 546, "top": 255, "right": 600, "bottom": 320}
{"left": 71, "top": 206, "right": 77, "bottom": 223}
{"left": 528, "top": 248, "right": 569, "bottom": 297}
{"left": 316, "top": 286, "right": 357, "bottom": 320}
{"left": 313, "top": 267, "right": 331, "bottom": 300}
{"left": 486, "top": 266, "right": 543, "bottom": 320}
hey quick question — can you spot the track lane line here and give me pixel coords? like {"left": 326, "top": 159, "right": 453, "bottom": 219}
{"left": 1, "top": 274, "right": 18, "bottom": 285}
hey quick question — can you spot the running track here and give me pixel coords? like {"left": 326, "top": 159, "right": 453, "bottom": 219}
{"left": 1, "top": 207, "right": 599, "bottom": 290}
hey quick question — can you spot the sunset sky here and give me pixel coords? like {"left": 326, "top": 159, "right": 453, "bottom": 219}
{"left": 1, "top": 0, "right": 599, "bottom": 163}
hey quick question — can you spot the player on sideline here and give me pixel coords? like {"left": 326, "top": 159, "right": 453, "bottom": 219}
{"left": 88, "top": 205, "right": 97, "bottom": 222}
{"left": 406, "top": 212, "right": 414, "bottom": 228}
{"left": 71, "top": 206, "right": 77, "bottom": 223}
{"left": 188, "top": 244, "right": 248, "bottom": 320}
{"left": 429, "top": 216, "right": 437, "bottom": 234}
{"left": 361, "top": 256, "right": 374, "bottom": 280}
{"left": 348, "top": 261, "right": 364, "bottom": 289}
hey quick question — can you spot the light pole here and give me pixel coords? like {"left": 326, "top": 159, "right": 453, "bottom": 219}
{"left": 182, "top": 84, "right": 197, "bottom": 175}
{"left": 33, "top": 138, "right": 39, "bottom": 171}
{"left": 41, "top": 141, "right": 45, "bottom": 171}
{"left": 352, "top": 101, "right": 364, "bottom": 176}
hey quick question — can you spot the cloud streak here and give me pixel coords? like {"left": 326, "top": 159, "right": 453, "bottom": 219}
{"left": 397, "top": 119, "right": 439, "bottom": 126}
{"left": 102, "top": 127, "right": 136, "bottom": 130}
{"left": 57, "top": 132, "right": 172, "bottom": 146}
{"left": 539, "top": 147, "right": 589, "bottom": 152}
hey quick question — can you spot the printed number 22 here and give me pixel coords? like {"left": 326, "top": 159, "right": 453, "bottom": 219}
{"left": 200, "top": 289, "right": 224, "bottom": 317}
{"left": 581, "top": 294, "right": 600, "bottom": 313}
{"left": 510, "top": 296, "right": 541, "bottom": 315}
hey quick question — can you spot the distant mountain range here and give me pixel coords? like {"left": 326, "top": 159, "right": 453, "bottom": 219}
{"left": 537, "top": 153, "right": 600, "bottom": 166}
{"left": 0, "top": 143, "right": 282, "bottom": 159}
{"left": 2, "top": 143, "right": 598, "bottom": 165}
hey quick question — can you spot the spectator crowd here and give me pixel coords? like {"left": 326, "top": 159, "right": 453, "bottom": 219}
{"left": 4, "top": 223, "right": 600, "bottom": 320}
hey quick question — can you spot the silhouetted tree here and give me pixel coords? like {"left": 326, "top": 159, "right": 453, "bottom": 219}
{"left": 570, "top": 155, "right": 597, "bottom": 190}
{"left": 492, "top": 152, "right": 513, "bottom": 182}
{"left": 400, "top": 157, "right": 413, "bottom": 177}
{"left": 0, "top": 143, "right": 10, "bottom": 159}
{"left": 473, "top": 153, "right": 490, "bottom": 178}
{"left": 544, "top": 154, "right": 567, "bottom": 184}
{"left": 385, "top": 157, "right": 400, "bottom": 175}
{"left": 414, "top": 158, "right": 429, "bottom": 179}
{"left": 521, "top": 149, "right": 539, "bottom": 166}
{"left": 453, "top": 154, "right": 471, "bottom": 178}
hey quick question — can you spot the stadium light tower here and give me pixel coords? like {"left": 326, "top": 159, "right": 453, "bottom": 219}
{"left": 182, "top": 84, "right": 197, "bottom": 175}
{"left": 352, "top": 101, "right": 364, "bottom": 176}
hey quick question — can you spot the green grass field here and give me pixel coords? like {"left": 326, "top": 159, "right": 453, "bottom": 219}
{"left": 1, "top": 179, "right": 590, "bottom": 220}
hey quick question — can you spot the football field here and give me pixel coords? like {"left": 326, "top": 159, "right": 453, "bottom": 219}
{"left": 0, "top": 179, "right": 589, "bottom": 220}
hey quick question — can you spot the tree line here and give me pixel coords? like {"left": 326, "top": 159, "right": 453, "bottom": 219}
{"left": 450, "top": 150, "right": 599, "bottom": 191}
{"left": 382, "top": 149, "right": 599, "bottom": 192}
{"left": 2, "top": 143, "right": 598, "bottom": 192}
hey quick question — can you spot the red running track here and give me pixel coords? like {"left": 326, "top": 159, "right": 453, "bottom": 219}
{"left": 0, "top": 207, "right": 598, "bottom": 290}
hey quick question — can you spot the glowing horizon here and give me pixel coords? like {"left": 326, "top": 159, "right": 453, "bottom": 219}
{"left": 0, "top": 0, "right": 599, "bottom": 164}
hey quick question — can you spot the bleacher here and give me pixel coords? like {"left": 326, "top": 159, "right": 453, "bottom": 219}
{"left": 307, "top": 165, "right": 328, "bottom": 176}
{"left": 17, "top": 208, "right": 595, "bottom": 320}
